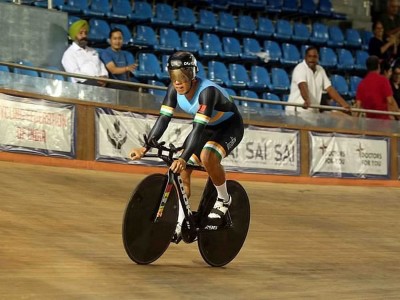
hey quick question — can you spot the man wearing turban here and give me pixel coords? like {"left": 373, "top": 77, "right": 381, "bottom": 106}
{"left": 61, "top": 19, "right": 108, "bottom": 86}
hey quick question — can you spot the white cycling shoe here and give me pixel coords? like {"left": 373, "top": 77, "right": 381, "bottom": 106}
{"left": 171, "top": 222, "right": 182, "bottom": 244}
{"left": 208, "top": 196, "right": 232, "bottom": 220}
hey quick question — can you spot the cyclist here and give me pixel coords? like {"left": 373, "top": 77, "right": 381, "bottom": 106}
{"left": 130, "top": 51, "right": 244, "bottom": 243}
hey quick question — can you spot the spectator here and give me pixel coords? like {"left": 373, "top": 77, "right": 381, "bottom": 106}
{"left": 62, "top": 19, "right": 108, "bottom": 86}
{"left": 355, "top": 55, "right": 399, "bottom": 120}
{"left": 379, "top": 0, "right": 400, "bottom": 37}
{"left": 380, "top": 60, "right": 393, "bottom": 78}
{"left": 368, "top": 21, "right": 398, "bottom": 63}
{"left": 100, "top": 28, "right": 138, "bottom": 90}
{"left": 287, "top": 46, "right": 351, "bottom": 113}
{"left": 390, "top": 64, "right": 400, "bottom": 107}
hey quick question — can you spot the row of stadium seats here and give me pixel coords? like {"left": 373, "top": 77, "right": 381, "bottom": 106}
{"left": 34, "top": 0, "right": 345, "bottom": 23}
{"left": 70, "top": 16, "right": 371, "bottom": 53}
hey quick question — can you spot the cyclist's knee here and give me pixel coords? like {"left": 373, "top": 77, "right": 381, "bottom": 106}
{"left": 200, "top": 150, "right": 222, "bottom": 169}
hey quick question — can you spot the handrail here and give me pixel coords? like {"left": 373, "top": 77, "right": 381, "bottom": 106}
{"left": 1, "top": 60, "right": 399, "bottom": 117}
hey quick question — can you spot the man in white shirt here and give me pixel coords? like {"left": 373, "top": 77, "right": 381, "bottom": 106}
{"left": 62, "top": 19, "right": 108, "bottom": 86}
{"left": 287, "top": 46, "right": 350, "bottom": 113}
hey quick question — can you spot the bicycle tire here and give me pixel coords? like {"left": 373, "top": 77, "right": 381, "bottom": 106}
{"left": 122, "top": 174, "right": 178, "bottom": 265}
{"left": 198, "top": 180, "right": 250, "bottom": 267}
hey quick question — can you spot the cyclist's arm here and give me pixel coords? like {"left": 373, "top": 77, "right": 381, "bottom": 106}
{"left": 147, "top": 85, "right": 178, "bottom": 145}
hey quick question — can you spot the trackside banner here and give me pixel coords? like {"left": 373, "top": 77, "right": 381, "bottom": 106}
{"left": 95, "top": 108, "right": 300, "bottom": 174}
{"left": 0, "top": 93, "right": 75, "bottom": 158}
{"left": 309, "top": 132, "right": 389, "bottom": 179}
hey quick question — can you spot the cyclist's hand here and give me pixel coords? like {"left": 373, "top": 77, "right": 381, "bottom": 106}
{"left": 170, "top": 158, "right": 186, "bottom": 173}
{"left": 129, "top": 147, "right": 147, "bottom": 160}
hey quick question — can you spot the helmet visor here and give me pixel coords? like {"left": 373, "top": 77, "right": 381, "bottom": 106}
{"left": 169, "top": 69, "right": 193, "bottom": 83}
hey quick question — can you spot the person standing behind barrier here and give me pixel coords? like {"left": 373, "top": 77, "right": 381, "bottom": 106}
{"left": 368, "top": 21, "right": 398, "bottom": 63}
{"left": 355, "top": 55, "right": 399, "bottom": 120}
{"left": 286, "top": 46, "right": 351, "bottom": 113}
{"left": 390, "top": 64, "right": 400, "bottom": 107}
{"left": 100, "top": 28, "right": 138, "bottom": 90}
{"left": 62, "top": 19, "right": 108, "bottom": 86}
{"left": 379, "top": 0, "right": 400, "bottom": 37}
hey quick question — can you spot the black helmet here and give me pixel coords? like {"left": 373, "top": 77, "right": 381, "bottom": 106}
{"left": 167, "top": 51, "right": 198, "bottom": 82}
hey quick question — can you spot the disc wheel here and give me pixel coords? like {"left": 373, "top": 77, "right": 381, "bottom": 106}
{"left": 198, "top": 180, "right": 250, "bottom": 267}
{"left": 122, "top": 174, "right": 178, "bottom": 264}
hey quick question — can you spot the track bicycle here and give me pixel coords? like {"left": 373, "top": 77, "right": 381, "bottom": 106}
{"left": 122, "top": 138, "right": 250, "bottom": 267}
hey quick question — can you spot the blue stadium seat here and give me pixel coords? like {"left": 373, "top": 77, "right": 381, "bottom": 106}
{"left": 242, "top": 38, "right": 263, "bottom": 62}
{"left": 246, "top": 0, "right": 267, "bottom": 10}
{"left": 148, "top": 80, "right": 167, "bottom": 101}
{"left": 299, "top": 0, "right": 317, "bottom": 16}
{"left": 337, "top": 48, "right": 355, "bottom": 71}
{"left": 281, "top": 43, "right": 301, "bottom": 67}
{"left": 300, "top": 44, "right": 311, "bottom": 58}
{"left": 330, "top": 74, "right": 349, "bottom": 97}
{"left": 263, "top": 40, "right": 282, "bottom": 63}
{"left": 158, "top": 54, "right": 170, "bottom": 82}
{"left": 228, "top": 0, "right": 246, "bottom": 8}
{"left": 282, "top": 0, "right": 298, "bottom": 13}
{"left": 292, "top": 22, "right": 310, "bottom": 43}
{"left": 207, "top": 60, "right": 232, "bottom": 87}
{"left": 151, "top": 3, "right": 175, "bottom": 26}
{"left": 134, "top": 52, "right": 162, "bottom": 81}
{"left": 327, "top": 25, "right": 344, "bottom": 47}
{"left": 361, "top": 30, "right": 373, "bottom": 51}
{"left": 88, "top": 19, "right": 110, "bottom": 43}
{"left": 106, "top": 0, "right": 133, "bottom": 20}
{"left": 309, "top": 22, "right": 329, "bottom": 45}
{"left": 132, "top": 25, "right": 159, "bottom": 48}
{"left": 194, "top": 9, "right": 217, "bottom": 31}
{"left": 240, "top": 90, "right": 262, "bottom": 108}
{"left": 319, "top": 47, "right": 338, "bottom": 69}
{"left": 40, "top": 66, "right": 65, "bottom": 81}
{"left": 266, "top": 0, "right": 283, "bottom": 13}
{"left": 198, "top": 33, "right": 223, "bottom": 59}
{"left": 274, "top": 19, "right": 292, "bottom": 42}
{"left": 316, "top": 0, "right": 333, "bottom": 17}
{"left": 215, "top": 12, "right": 236, "bottom": 34}
{"left": 270, "top": 67, "right": 290, "bottom": 93}
{"left": 262, "top": 92, "right": 283, "bottom": 110}
{"left": 0, "top": 65, "right": 10, "bottom": 73}
{"left": 229, "top": 63, "right": 249, "bottom": 89}
{"left": 235, "top": 15, "right": 257, "bottom": 36}
{"left": 34, "top": 0, "right": 64, "bottom": 9}
{"left": 85, "top": 0, "right": 110, "bottom": 17}
{"left": 181, "top": 31, "right": 202, "bottom": 54}
{"left": 220, "top": 36, "right": 242, "bottom": 60}
{"left": 154, "top": 28, "right": 182, "bottom": 53}
{"left": 225, "top": 88, "right": 237, "bottom": 98}
{"left": 248, "top": 65, "right": 273, "bottom": 91}
{"left": 173, "top": 6, "right": 196, "bottom": 28}
{"left": 348, "top": 75, "right": 362, "bottom": 98}
{"left": 254, "top": 17, "right": 275, "bottom": 38}
{"left": 197, "top": 61, "right": 207, "bottom": 78}
{"left": 58, "top": 0, "right": 88, "bottom": 14}
{"left": 14, "top": 60, "right": 39, "bottom": 77}
{"left": 68, "top": 16, "right": 80, "bottom": 29}
{"left": 131, "top": 1, "right": 152, "bottom": 23}
{"left": 212, "top": 0, "right": 229, "bottom": 10}
{"left": 345, "top": 28, "right": 362, "bottom": 48}
{"left": 110, "top": 23, "right": 133, "bottom": 45}
{"left": 355, "top": 50, "right": 368, "bottom": 71}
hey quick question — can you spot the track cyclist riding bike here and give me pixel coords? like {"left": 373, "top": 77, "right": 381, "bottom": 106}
{"left": 130, "top": 51, "right": 244, "bottom": 243}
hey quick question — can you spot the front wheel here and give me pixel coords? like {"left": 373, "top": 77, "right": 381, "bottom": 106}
{"left": 198, "top": 180, "right": 250, "bottom": 267}
{"left": 122, "top": 174, "right": 178, "bottom": 265}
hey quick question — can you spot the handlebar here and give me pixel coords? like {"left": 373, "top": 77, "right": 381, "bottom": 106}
{"left": 141, "top": 135, "right": 205, "bottom": 171}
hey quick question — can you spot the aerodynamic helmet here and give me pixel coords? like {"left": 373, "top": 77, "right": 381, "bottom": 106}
{"left": 167, "top": 51, "right": 198, "bottom": 83}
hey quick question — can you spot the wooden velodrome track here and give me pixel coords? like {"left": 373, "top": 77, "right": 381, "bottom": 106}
{"left": 1, "top": 158, "right": 400, "bottom": 299}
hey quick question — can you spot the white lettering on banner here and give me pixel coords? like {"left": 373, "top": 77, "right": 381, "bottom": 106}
{"left": 224, "top": 127, "right": 299, "bottom": 173}
{"left": 0, "top": 93, "right": 74, "bottom": 154}
{"left": 310, "top": 133, "right": 388, "bottom": 177}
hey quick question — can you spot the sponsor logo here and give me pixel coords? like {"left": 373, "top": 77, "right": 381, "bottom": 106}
{"left": 226, "top": 136, "right": 237, "bottom": 150}
{"left": 204, "top": 225, "right": 218, "bottom": 230}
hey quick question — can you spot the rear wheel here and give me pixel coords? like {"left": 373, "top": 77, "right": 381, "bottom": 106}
{"left": 122, "top": 174, "right": 178, "bottom": 265}
{"left": 198, "top": 180, "right": 250, "bottom": 267}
